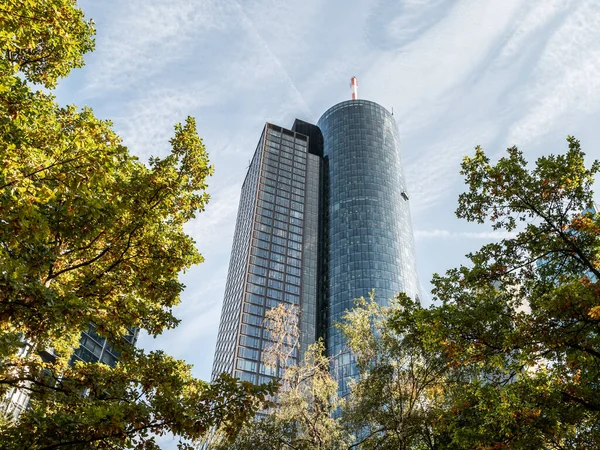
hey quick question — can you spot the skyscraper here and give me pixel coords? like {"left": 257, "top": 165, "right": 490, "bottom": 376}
{"left": 211, "top": 89, "right": 418, "bottom": 393}
{"left": 318, "top": 99, "right": 419, "bottom": 393}
{"left": 211, "top": 122, "right": 322, "bottom": 384}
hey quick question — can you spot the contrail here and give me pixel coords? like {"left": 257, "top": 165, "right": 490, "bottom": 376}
{"left": 231, "top": 0, "right": 314, "bottom": 118}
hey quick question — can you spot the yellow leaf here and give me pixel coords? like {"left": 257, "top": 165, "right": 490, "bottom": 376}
{"left": 588, "top": 306, "right": 600, "bottom": 320}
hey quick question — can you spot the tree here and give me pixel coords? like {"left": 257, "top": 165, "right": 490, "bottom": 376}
{"left": 387, "top": 138, "right": 600, "bottom": 448}
{"left": 0, "top": 1, "right": 273, "bottom": 448}
{"left": 207, "top": 340, "right": 348, "bottom": 450}
{"left": 338, "top": 293, "right": 450, "bottom": 450}
{"left": 262, "top": 303, "right": 300, "bottom": 380}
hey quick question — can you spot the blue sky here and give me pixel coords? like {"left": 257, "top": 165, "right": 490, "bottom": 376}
{"left": 56, "top": 0, "right": 599, "bottom": 414}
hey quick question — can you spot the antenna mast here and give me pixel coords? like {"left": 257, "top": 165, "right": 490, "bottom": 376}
{"left": 350, "top": 76, "right": 358, "bottom": 100}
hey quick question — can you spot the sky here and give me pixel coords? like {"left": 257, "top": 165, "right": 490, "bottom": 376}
{"left": 55, "top": 0, "right": 600, "bottom": 436}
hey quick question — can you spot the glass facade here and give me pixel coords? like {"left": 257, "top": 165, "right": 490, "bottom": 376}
{"left": 212, "top": 99, "right": 419, "bottom": 397}
{"left": 69, "top": 324, "right": 138, "bottom": 367}
{"left": 2, "top": 325, "right": 138, "bottom": 419}
{"left": 211, "top": 124, "right": 319, "bottom": 384}
{"left": 317, "top": 100, "right": 419, "bottom": 395}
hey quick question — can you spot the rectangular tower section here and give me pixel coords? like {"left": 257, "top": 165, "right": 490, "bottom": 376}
{"left": 212, "top": 123, "right": 319, "bottom": 385}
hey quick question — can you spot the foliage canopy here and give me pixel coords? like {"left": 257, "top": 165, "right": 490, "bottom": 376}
{"left": 388, "top": 137, "right": 600, "bottom": 448}
{"left": 0, "top": 1, "right": 272, "bottom": 448}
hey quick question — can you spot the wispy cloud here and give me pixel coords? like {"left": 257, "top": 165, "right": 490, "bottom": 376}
{"left": 232, "top": 1, "right": 314, "bottom": 118}
{"left": 404, "top": 123, "right": 498, "bottom": 216}
{"left": 415, "top": 229, "right": 517, "bottom": 240}
{"left": 113, "top": 83, "right": 224, "bottom": 160}
{"left": 184, "top": 183, "right": 241, "bottom": 254}
{"left": 508, "top": 0, "right": 600, "bottom": 144}
{"left": 365, "top": 0, "right": 524, "bottom": 121}
{"left": 84, "top": 0, "right": 228, "bottom": 93}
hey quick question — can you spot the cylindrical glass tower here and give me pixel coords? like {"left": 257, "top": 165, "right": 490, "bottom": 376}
{"left": 317, "top": 99, "right": 419, "bottom": 394}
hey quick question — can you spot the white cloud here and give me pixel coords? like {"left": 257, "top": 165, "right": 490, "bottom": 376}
{"left": 365, "top": 0, "right": 524, "bottom": 120}
{"left": 404, "top": 123, "right": 498, "bottom": 216}
{"left": 508, "top": 0, "right": 600, "bottom": 144}
{"left": 84, "top": 0, "right": 229, "bottom": 93}
{"left": 494, "top": 0, "right": 575, "bottom": 64}
{"left": 115, "top": 84, "right": 223, "bottom": 160}
{"left": 184, "top": 183, "right": 241, "bottom": 254}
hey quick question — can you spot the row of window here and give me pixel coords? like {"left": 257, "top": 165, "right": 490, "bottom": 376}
{"left": 259, "top": 184, "right": 306, "bottom": 203}
{"left": 263, "top": 158, "right": 307, "bottom": 175}
{"left": 251, "top": 238, "right": 303, "bottom": 262}
{"left": 261, "top": 175, "right": 306, "bottom": 195}
{"left": 263, "top": 162, "right": 306, "bottom": 180}
{"left": 246, "top": 281, "right": 301, "bottom": 296}
{"left": 266, "top": 133, "right": 307, "bottom": 147}
{"left": 261, "top": 170, "right": 306, "bottom": 191}
{"left": 255, "top": 214, "right": 304, "bottom": 234}
{"left": 266, "top": 126, "right": 308, "bottom": 143}
{"left": 245, "top": 290, "right": 300, "bottom": 307}
{"left": 247, "top": 272, "right": 301, "bottom": 288}
{"left": 266, "top": 138, "right": 306, "bottom": 153}
{"left": 253, "top": 222, "right": 303, "bottom": 242}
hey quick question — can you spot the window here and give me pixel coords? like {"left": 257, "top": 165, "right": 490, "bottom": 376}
{"left": 272, "top": 236, "right": 287, "bottom": 246}
{"left": 276, "top": 197, "right": 290, "bottom": 207}
{"left": 241, "top": 324, "right": 261, "bottom": 337}
{"left": 287, "top": 257, "right": 301, "bottom": 268}
{"left": 268, "top": 279, "right": 283, "bottom": 290}
{"left": 286, "top": 285, "right": 300, "bottom": 295}
{"left": 238, "top": 346, "right": 258, "bottom": 360}
{"left": 250, "top": 255, "right": 268, "bottom": 267}
{"left": 258, "top": 199, "right": 273, "bottom": 210}
{"left": 270, "top": 253, "right": 284, "bottom": 263}
{"left": 266, "top": 298, "right": 280, "bottom": 309}
{"left": 246, "top": 293, "right": 264, "bottom": 305}
{"left": 257, "top": 207, "right": 273, "bottom": 217}
{"left": 252, "top": 247, "right": 268, "bottom": 258}
{"left": 253, "top": 239, "right": 269, "bottom": 250}
{"left": 259, "top": 192, "right": 275, "bottom": 202}
{"left": 249, "top": 264, "right": 267, "bottom": 276}
{"left": 267, "top": 288, "right": 283, "bottom": 300}
{"left": 269, "top": 270, "right": 284, "bottom": 281}
{"left": 277, "top": 189, "right": 290, "bottom": 199}
{"left": 273, "top": 228, "right": 288, "bottom": 238}
{"left": 244, "top": 303, "right": 264, "bottom": 316}
{"left": 286, "top": 274, "right": 301, "bottom": 285}
{"left": 286, "top": 266, "right": 301, "bottom": 276}
{"left": 247, "top": 284, "right": 265, "bottom": 295}
{"left": 270, "top": 261, "right": 284, "bottom": 272}
{"left": 240, "top": 335, "right": 259, "bottom": 348}
{"left": 248, "top": 274, "right": 265, "bottom": 285}
{"left": 258, "top": 215, "right": 272, "bottom": 226}
{"left": 237, "top": 359, "right": 257, "bottom": 372}
{"left": 287, "top": 248, "right": 301, "bottom": 259}
{"left": 274, "top": 220, "right": 288, "bottom": 230}
{"left": 271, "top": 244, "right": 286, "bottom": 255}
{"left": 285, "top": 293, "right": 299, "bottom": 304}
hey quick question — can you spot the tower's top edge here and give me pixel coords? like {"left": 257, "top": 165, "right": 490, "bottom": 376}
{"left": 317, "top": 99, "right": 392, "bottom": 125}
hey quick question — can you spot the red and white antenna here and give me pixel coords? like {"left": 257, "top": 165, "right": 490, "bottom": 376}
{"left": 350, "top": 76, "right": 358, "bottom": 100}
